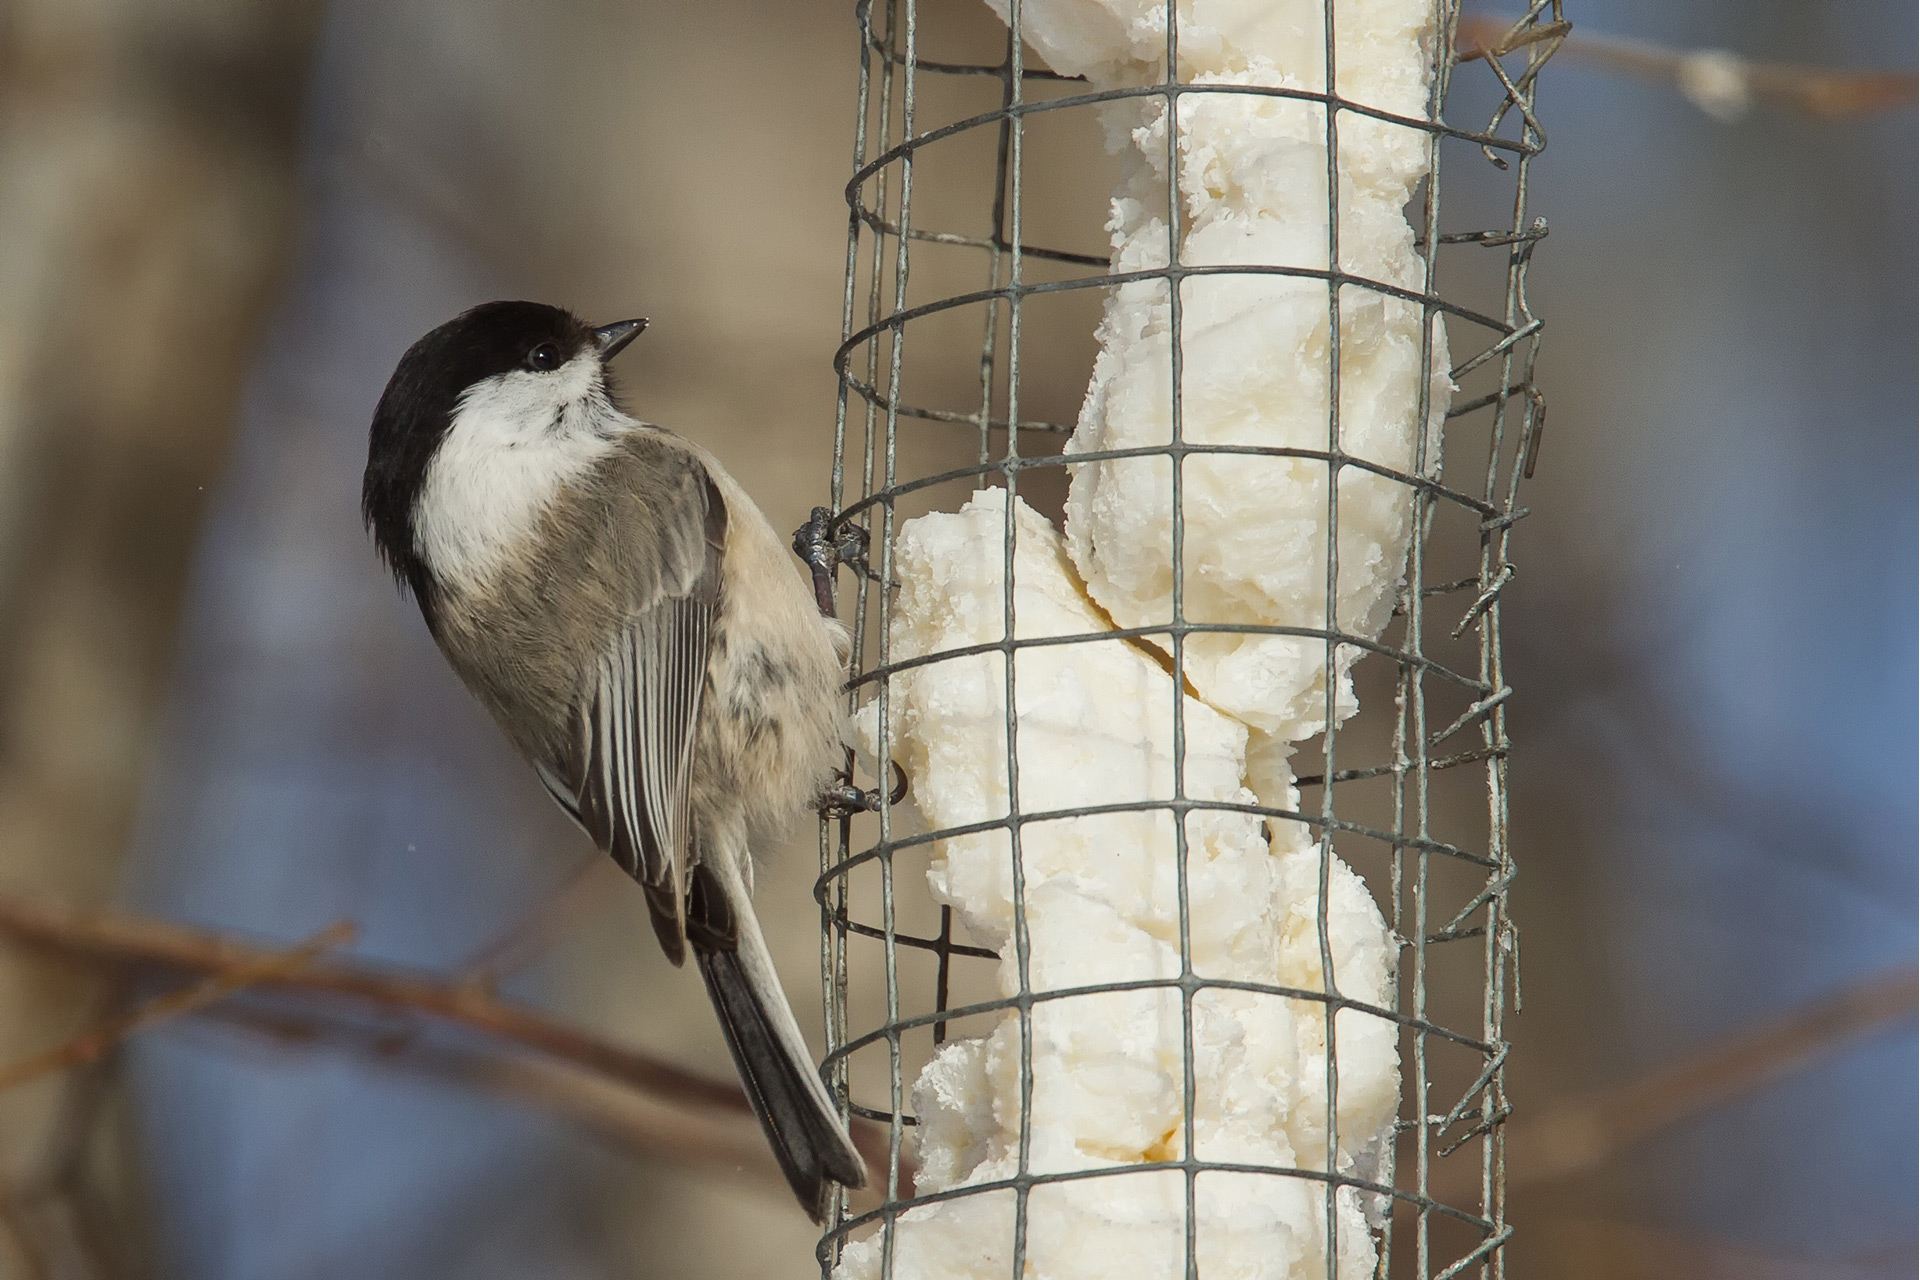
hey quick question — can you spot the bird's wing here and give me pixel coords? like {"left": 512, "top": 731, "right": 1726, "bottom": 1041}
{"left": 554, "top": 444, "right": 728, "bottom": 967}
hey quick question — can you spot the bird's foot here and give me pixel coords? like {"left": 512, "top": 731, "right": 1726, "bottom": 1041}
{"left": 817, "top": 761, "right": 908, "bottom": 819}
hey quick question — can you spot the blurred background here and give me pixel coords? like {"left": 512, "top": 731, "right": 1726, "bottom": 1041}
{"left": 0, "top": 1, "right": 1909, "bottom": 1277}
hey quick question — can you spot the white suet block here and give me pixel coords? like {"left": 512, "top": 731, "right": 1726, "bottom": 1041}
{"left": 982, "top": 0, "right": 1454, "bottom": 743}
{"left": 839, "top": 492, "right": 1398, "bottom": 1280}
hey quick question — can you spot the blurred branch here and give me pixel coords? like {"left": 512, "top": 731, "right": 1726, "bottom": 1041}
{"left": 1460, "top": 14, "right": 1919, "bottom": 121}
{"left": 0, "top": 895, "right": 741, "bottom": 1111}
{"left": 1531, "top": 1216, "right": 1913, "bottom": 1280}
{"left": 0, "top": 921, "right": 352, "bottom": 1093}
{"left": 0, "top": 894, "right": 896, "bottom": 1211}
{"left": 1495, "top": 966, "right": 1917, "bottom": 1193}
{"left": 199, "top": 999, "right": 899, "bottom": 1213}
{"left": 186, "top": 1000, "right": 793, "bottom": 1192}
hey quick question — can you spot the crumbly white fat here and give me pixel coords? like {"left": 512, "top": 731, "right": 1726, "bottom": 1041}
{"left": 859, "top": 490, "right": 1267, "bottom": 956}
{"left": 413, "top": 352, "right": 623, "bottom": 591}
{"left": 980, "top": 0, "right": 1439, "bottom": 105}
{"left": 839, "top": 492, "right": 1397, "bottom": 1280}
{"left": 986, "top": 0, "right": 1454, "bottom": 742}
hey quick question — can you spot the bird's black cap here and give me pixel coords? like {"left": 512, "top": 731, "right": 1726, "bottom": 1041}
{"left": 361, "top": 301, "right": 643, "bottom": 606}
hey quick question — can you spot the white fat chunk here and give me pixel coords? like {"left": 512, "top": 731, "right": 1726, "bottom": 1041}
{"left": 841, "top": 492, "right": 1399, "bottom": 1280}
{"left": 858, "top": 488, "right": 1265, "bottom": 956}
{"left": 984, "top": 0, "right": 1441, "bottom": 109}
{"left": 837, "top": 1158, "right": 1383, "bottom": 1280}
{"left": 1065, "top": 84, "right": 1451, "bottom": 741}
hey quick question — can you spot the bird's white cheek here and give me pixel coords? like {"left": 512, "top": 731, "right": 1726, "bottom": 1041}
{"left": 413, "top": 366, "right": 622, "bottom": 592}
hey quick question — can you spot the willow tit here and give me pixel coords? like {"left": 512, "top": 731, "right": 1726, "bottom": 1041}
{"left": 362, "top": 301, "right": 865, "bottom": 1219}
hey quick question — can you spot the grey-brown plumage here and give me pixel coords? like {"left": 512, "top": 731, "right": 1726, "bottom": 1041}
{"left": 363, "top": 301, "right": 865, "bottom": 1220}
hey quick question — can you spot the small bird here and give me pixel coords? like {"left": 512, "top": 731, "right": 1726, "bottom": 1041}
{"left": 362, "top": 301, "right": 865, "bottom": 1219}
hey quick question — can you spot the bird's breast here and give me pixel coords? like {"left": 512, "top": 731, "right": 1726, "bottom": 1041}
{"left": 413, "top": 402, "right": 622, "bottom": 595}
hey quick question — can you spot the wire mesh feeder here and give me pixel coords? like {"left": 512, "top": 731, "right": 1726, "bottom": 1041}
{"left": 805, "top": 2, "right": 1559, "bottom": 1277}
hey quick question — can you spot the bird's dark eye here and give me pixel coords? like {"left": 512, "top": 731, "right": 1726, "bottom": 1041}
{"left": 526, "top": 342, "right": 563, "bottom": 372}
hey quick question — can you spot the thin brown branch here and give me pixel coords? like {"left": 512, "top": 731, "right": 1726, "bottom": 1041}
{"left": 192, "top": 1000, "right": 788, "bottom": 1183}
{"left": 1533, "top": 1216, "right": 1911, "bottom": 1280}
{"left": 195, "top": 999, "right": 901, "bottom": 1213}
{"left": 1502, "top": 966, "right": 1917, "bottom": 1190}
{"left": 0, "top": 895, "right": 742, "bottom": 1114}
{"left": 0, "top": 920, "right": 353, "bottom": 1093}
{"left": 0, "top": 894, "right": 895, "bottom": 1204}
{"left": 1458, "top": 13, "right": 1572, "bottom": 61}
{"left": 1460, "top": 14, "right": 1918, "bottom": 120}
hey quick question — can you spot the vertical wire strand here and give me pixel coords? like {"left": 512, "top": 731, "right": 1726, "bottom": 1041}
{"left": 1156, "top": 3, "right": 1202, "bottom": 1278}
{"left": 933, "top": 19, "right": 1019, "bottom": 1055}
{"left": 875, "top": 3, "right": 919, "bottom": 1274}
{"left": 1400, "top": 3, "right": 1461, "bottom": 1278}
{"left": 1476, "top": 11, "right": 1556, "bottom": 1275}
{"left": 1001, "top": 7, "right": 1035, "bottom": 1276}
{"left": 821, "top": 4, "right": 884, "bottom": 1262}
{"left": 1316, "top": 1, "right": 1347, "bottom": 1275}
{"left": 1381, "top": 12, "right": 1456, "bottom": 1277}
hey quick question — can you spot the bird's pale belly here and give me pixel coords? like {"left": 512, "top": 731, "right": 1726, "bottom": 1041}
{"left": 695, "top": 619, "right": 844, "bottom": 851}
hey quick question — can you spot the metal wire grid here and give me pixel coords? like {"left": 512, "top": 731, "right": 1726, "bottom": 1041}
{"left": 815, "top": 1, "right": 1560, "bottom": 1276}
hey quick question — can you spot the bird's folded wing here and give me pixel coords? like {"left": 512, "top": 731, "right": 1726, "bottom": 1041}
{"left": 550, "top": 449, "right": 728, "bottom": 966}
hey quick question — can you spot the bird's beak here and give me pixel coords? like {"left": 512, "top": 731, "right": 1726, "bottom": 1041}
{"left": 593, "top": 318, "right": 648, "bottom": 359}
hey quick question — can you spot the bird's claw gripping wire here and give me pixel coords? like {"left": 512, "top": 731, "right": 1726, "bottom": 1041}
{"left": 818, "top": 760, "right": 909, "bottom": 819}
{"left": 793, "top": 511, "right": 895, "bottom": 816}
{"left": 792, "top": 507, "right": 871, "bottom": 619}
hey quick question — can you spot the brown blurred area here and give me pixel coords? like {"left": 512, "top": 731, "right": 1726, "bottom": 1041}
{"left": 0, "top": 0, "right": 319, "bottom": 1267}
{"left": 0, "top": 1, "right": 1908, "bottom": 1278}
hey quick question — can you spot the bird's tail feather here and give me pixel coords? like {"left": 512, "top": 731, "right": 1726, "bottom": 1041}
{"left": 695, "top": 880, "right": 866, "bottom": 1222}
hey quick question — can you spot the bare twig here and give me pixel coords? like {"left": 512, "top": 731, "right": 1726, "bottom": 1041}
{"left": 0, "top": 896, "right": 743, "bottom": 1112}
{"left": 1460, "top": 14, "right": 1919, "bottom": 120}
{"left": 0, "top": 894, "right": 895, "bottom": 1206}
{"left": 1425, "top": 965, "right": 1919, "bottom": 1206}
{"left": 187, "top": 1000, "right": 792, "bottom": 1189}
{"left": 186, "top": 1000, "right": 901, "bottom": 1213}
{"left": 1532, "top": 1216, "right": 1911, "bottom": 1280}
{"left": 0, "top": 921, "right": 353, "bottom": 1093}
